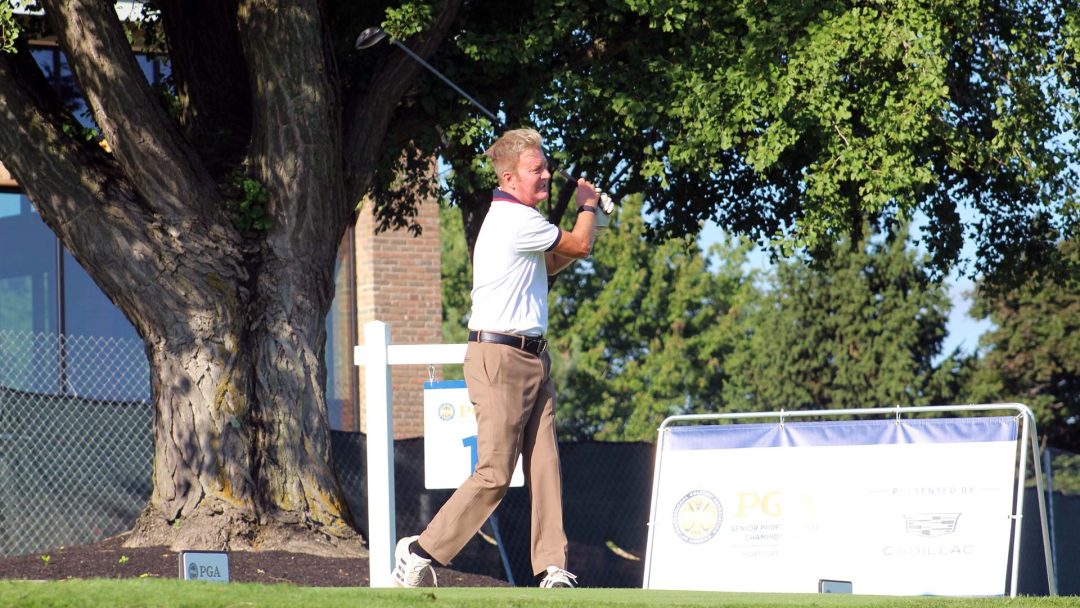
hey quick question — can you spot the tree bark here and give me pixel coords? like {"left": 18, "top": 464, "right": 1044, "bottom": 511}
{"left": 125, "top": 244, "right": 361, "bottom": 555}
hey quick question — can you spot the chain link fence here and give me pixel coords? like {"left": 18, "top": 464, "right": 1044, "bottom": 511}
{"left": 0, "top": 329, "right": 153, "bottom": 557}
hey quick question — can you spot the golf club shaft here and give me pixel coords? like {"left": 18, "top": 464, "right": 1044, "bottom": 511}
{"left": 389, "top": 40, "right": 501, "bottom": 126}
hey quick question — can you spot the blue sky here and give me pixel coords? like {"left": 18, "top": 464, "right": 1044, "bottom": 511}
{"left": 943, "top": 277, "right": 992, "bottom": 357}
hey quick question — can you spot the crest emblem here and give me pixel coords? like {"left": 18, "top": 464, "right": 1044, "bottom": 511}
{"left": 437, "top": 402, "right": 456, "bottom": 421}
{"left": 673, "top": 490, "right": 723, "bottom": 544}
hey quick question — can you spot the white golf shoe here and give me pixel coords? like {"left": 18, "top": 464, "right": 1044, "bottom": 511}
{"left": 539, "top": 565, "right": 577, "bottom": 588}
{"left": 392, "top": 535, "right": 437, "bottom": 588}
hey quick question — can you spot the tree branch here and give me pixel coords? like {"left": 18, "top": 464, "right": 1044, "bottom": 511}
{"left": 0, "top": 40, "right": 187, "bottom": 332}
{"left": 40, "top": 0, "right": 219, "bottom": 219}
{"left": 157, "top": 0, "right": 251, "bottom": 179}
{"left": 0, "top": 41, "right": 128, "bottom": 236}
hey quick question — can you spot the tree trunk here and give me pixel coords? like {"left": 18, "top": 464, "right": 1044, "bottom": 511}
{"left": 115, "top": 219, "right": 359, "bottom": 556}
{"left": 117, "top": 0, "right": 361, "bottom": 555}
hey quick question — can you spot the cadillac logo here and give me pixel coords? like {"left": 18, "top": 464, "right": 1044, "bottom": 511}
{"left": 673, "top": 490, "right": 723, "bottom": 544}
{"left": 904, "top": 513, "right": 961, "bottom": 537}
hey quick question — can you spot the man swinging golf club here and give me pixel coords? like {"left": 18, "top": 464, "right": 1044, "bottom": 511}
{"left": 393, "top": 128, "right": 602, "bottom": 589}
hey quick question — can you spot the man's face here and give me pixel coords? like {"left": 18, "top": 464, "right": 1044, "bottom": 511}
{"left": 505, "top": 147, "right": 550, "bottom": 207}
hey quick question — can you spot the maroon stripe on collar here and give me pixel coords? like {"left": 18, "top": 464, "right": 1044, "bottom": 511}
{"left": 492, "top": 188, "right": 525, "bottom": 205}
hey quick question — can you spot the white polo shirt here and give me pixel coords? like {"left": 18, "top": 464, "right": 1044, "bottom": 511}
{"left": 468, "top": 190, "right": 561, "bottom": 337}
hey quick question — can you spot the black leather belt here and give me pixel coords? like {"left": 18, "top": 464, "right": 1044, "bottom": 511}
{"left": 468, "top": 330, "right": 548, "bottom": 355}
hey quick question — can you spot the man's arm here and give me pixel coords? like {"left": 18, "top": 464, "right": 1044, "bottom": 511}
{"left": 545, "top": 250, "right": 579, "bottom": 275}
{"left": 545, "top": 179, "right": 600, "bottom": 274}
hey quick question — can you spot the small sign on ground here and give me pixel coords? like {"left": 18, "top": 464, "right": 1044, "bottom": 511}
{"left": 179, "top": 551, "right": 229, "bottom": 583}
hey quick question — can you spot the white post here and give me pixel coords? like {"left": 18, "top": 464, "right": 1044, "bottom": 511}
{"left": 362, "top": 321, "right": 396, "bottom": 588}
{"left": 354, "top": 321, "right": 468, "bottom": 588}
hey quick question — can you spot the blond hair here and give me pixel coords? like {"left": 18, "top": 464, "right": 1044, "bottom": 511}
{"left": 484, "top": 128, "right": 543, "bottom": 181}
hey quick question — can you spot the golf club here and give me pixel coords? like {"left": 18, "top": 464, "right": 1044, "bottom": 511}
{"left": 356, "top": 26, "right": 614, "bottom": 215}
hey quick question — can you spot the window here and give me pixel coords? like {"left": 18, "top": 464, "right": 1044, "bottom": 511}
{"left": 0, "top": 194, "right": 57, "bottom": 336}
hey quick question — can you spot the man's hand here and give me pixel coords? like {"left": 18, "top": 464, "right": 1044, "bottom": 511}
{"left": 575, "top": 178, "right": 600, "bottom": 209}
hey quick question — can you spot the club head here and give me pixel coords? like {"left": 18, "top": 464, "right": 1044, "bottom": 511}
{"left": 355, "top": 27, "right": 388, "bottom": 50}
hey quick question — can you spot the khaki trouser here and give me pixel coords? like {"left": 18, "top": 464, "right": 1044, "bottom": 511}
{"left": 418, "top": 341, "right": 567, "bottom": 576}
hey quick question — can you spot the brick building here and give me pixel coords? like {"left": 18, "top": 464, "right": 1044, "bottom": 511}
{"left": 340, "top": 198, "right": 444, "bottom": 438}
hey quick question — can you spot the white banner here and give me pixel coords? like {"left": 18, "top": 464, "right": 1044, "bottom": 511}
{"left": 645, "top": 417, "right": 1019, "bottom": 596}
{"left": 423, "top": 381, "right": 524, "bottom": 490}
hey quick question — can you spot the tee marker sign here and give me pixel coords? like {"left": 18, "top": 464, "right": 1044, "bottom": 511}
{"left": 179, "top": 550, "right": 230, "bottom": 583}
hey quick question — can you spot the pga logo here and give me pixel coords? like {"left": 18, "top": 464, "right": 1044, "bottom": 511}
{"left": 180, "top": 551, "right": 230, "bottom": 583}
{"left": 188, "top": 562, "right": 222, "bottom": 580}
{"left": 735, "top": 491, "right": 783, "bottom": 517}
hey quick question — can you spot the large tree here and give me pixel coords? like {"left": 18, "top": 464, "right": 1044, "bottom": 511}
{"left": 1, "top": 0, "right": 1076, "bottom": 553}
{"left": 429, "top": 0, "right": 1079, "bottom": 285}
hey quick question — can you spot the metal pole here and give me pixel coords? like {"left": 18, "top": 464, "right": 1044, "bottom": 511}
{"left": 641, "top": 419, "right": 671, "bottom": 588}
{"left": 1011, "top": 410, "right": 1031, "bottom": 597}
{"left": 1043, "top": 446, "right": 1058, "bottom": 593}
{"left": 1028, "top": 418, "right": 1057, "bottom": 595}
{"left": 487, "top": 513, "right": 516, "bottom": 586}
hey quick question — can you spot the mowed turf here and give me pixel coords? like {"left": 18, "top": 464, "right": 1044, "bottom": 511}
{"left": 0, "top": 580, "right": 1075, "bottom": 608}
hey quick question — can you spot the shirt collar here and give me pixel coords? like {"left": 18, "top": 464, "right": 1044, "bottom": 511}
{"left": 492, "top": 188, "right": 525, "bottom": 205}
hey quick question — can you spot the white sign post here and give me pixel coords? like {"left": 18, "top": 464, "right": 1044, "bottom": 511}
{"left": 354, "top": 322, "right": 467, "bottom": 588}
{"left": 360, "top": 322, "right": 395, "bottom": 589}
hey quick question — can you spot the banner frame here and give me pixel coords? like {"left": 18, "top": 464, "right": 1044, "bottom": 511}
{"left": 642, "top": 403, "right": 1055, "bottom": 597}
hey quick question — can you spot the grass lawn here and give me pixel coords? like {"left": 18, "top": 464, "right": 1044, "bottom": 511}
{"left": 0, "top": 580, "right": 1075, "bottom": 608}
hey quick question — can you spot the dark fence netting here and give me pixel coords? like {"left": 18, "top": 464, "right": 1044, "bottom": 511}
{"left": 331, "top": 432, "right": 654, "bottom": 588}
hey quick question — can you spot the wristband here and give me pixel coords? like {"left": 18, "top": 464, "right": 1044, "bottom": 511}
{"left": 578, "top": 205, "right": 598, "bottom": 214}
